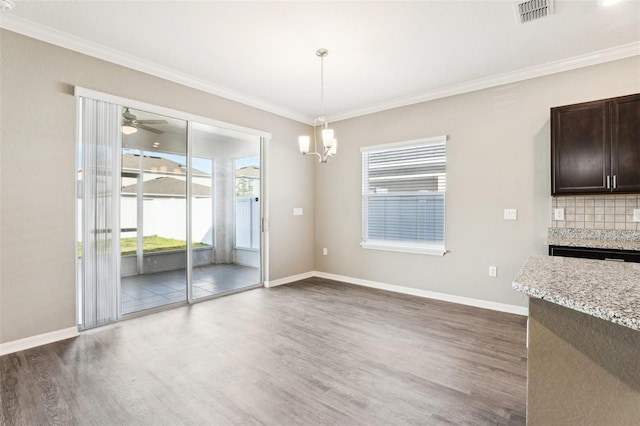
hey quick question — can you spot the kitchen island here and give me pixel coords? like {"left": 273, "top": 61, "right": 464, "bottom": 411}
{"left": 513, "top": 256, "right": 640, "bottom": 425}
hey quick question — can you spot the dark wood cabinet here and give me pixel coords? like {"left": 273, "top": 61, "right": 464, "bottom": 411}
{"left": 611, "top": 95, "right": 640, "bottom": 192}
{"left": 551, "top": 93, "right": 640, "bottom": 195}
{"left": 549, "top": 245, "right": 640, "bottom": 263}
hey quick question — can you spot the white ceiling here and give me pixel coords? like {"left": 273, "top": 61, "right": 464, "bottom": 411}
{"left": 1, "top": 1, "right": 639, "bottom": 123}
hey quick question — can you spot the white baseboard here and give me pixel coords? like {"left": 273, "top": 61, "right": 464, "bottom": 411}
{"left": 312, "top": 271, "right": 529, "bottom": 316}
{"left": 264, "top": 271, "right": 315, "bottom": 288}
{"left": 0, "top": 273, "right": 526, "bottom": 355}
{"left": 0, "top": 326, "right": 79, "bottom": 356}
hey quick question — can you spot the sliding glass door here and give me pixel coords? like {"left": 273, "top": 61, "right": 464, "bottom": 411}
{"left": 120, "top": 109, "right": 188, "bottom": 314}
{"left": 190, "top": 123, "right": 262, "bottom": 300}
{"left": 77, "top": 94, "right": 264, "bottom": 328}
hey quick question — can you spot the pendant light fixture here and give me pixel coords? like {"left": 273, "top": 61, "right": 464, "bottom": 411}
{"left": 299, "top": 48, "right": 337, "bottom": 163}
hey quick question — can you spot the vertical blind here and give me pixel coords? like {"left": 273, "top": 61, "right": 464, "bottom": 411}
{"left": 361, "top": 137, "right": 446, "bottom": 247}
{"left": 78, "top": 98, "right": 121, "bottom": 330}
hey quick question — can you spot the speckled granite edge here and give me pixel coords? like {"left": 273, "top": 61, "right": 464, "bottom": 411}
{"left": 512, "top": 282, "right": 640, "bottom": 331}
{"left": 512, "top": 256, "right": 640, "bottom": 332}
{"left": 547, "top": 228, "right": 640, "bottom": 251}
{"left": 548, "top": 228, "right": 640, "bottom": 241}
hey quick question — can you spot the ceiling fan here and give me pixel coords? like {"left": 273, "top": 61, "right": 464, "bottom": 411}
{"left": 122, "top": 107, "right": 168, "bottom": 135}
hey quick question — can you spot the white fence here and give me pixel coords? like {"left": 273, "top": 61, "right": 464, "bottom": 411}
{"left": 235, "top": 196, "right": 260, "bottom": 249}
{"left": 78, "top": 196, "right": 258, "bottom": 249}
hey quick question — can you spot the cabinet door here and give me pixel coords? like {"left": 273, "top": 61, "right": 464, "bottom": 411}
{"left": 611, "top": 93, "right": 640, "bottom": 193}
{"left": 551, "top": 100, "right": 610, "bottom": 195}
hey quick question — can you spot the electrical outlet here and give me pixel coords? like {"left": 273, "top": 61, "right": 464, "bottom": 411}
{"left": 489, "top": 266, "right": 497, "bottom": 277}
{"left": 293, "top": 208, "right": 303, "bottom": 216}
{"left": 634, "top": 209, "right": 640, "bottom": 222}
{"left": 504, "top": 209, "right": 517, "bottom": 220}
{"left": 554, "top": 208, "right": 565, "bottom": 221}
{"left": 323, "top": 248, "right": 328, "bottom": 256}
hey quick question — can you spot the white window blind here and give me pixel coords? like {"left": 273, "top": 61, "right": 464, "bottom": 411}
{"left": 361, "top": 136, "right": 447, "bottom": 256}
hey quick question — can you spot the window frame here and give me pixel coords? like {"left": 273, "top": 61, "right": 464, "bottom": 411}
{"left": 360, "top": 135, "right": 447, "bottom": 256}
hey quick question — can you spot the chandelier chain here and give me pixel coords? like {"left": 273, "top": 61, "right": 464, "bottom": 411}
{"left": 320, "top": 53, "right": 325, "bottom": 118}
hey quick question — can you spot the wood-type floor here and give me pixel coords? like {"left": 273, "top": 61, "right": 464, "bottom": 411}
{"left": 0, "top": 277, "right": 528, "bottom": 425}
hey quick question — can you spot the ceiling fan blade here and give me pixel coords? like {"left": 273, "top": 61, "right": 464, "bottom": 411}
{"left": 137, "top": 120, "right": 168, "bottom": 125}
{"left": 137, "top": 124, "right": 164, "bottom": 134}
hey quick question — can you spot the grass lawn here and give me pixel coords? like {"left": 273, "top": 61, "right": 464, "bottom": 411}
{"left": 78, "top": 235, "right": 210, "bottom": 257}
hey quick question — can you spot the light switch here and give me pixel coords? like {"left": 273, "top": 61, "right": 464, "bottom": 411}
{"left": 503, "top": 209, "right": 517, "bottom": 220}
{"left": 293, "top": 208, "right": 303, "bottom": 216}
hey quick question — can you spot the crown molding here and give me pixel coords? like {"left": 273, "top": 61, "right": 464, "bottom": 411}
{"left": 330, "top": 41, "right": 640, "bottom": 123}
{"left": 0, "top": 14, "right": 312, "bottom": 124}
{"left": 1, "top": 14, "right": 637, "bottom": 125}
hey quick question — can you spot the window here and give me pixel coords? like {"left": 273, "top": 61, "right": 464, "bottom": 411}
{"left": 361, "top": 136, "right": 447, "bottom": 256}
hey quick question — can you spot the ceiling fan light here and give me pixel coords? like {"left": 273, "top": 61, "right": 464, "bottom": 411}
{"left": 122, "top": 125, "right": 137, "bottom": 135}
{"left": 299, "top": 136, "right": 311, "bottom": 154}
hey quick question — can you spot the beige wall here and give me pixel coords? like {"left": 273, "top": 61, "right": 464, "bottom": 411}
{"left": 0, "top": 30, "right": 315, "bottom": 343}
{"left": 314, "top": 56, "right": 640, "bottom": 307}
{"left": 2, "top": 28, "right": 639, "bottom": 344}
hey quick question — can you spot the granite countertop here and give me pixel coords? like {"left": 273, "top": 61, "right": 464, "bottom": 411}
{"left": 513, "top": 255, "right": 640, "bottom": 331}
{"left": 547, "top": 228, "right": 640, "bottom": 251}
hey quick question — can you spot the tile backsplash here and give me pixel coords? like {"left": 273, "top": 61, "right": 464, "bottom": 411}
{"left": 551, "top": 195, "right": 639, "bottom": 231}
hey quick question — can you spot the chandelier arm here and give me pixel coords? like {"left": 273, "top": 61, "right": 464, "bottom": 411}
{"left": 305, "top": 152, "right": 322, "bottom": 161}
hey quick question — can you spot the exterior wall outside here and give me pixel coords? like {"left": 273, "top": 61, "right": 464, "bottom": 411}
{"left": 235, "top": 249, "right": 260, "bottom": 268}
{"left": 120, "top": 248, "right": 214, "bottom": 277}
{"left": 0, "top": 30, "right": 314, "bottom": 343}
{"left": 314, "top": 56, "right": 640, "bottom": 308}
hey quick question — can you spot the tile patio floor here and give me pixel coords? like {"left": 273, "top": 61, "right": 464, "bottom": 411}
{"left": 121, "top": 263, "right": 260, "bottom": 315}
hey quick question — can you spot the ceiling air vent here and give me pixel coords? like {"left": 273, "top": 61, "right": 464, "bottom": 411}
{"left": 0, "top": 0, "right": 15, "bottom": 12}
{"left": 515, "top": 0, "right": 554, "bottom": 24}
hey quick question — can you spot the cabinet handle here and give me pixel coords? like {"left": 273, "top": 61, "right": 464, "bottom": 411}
{"left": 606, "top": 175, "right": 611, "bottom": 189}
{"left": 613, "top": 174, "right": 617, "bottom": 189}
{"left": 604, "top": 258, "right": 625, "bottom": 262}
